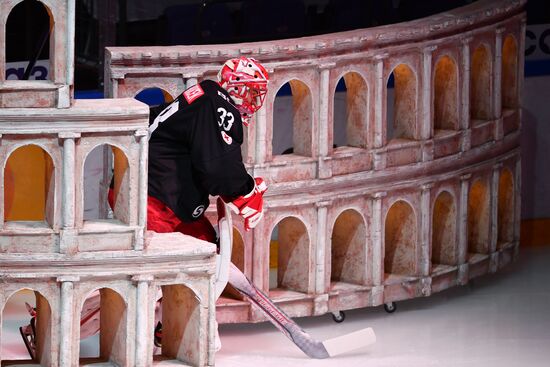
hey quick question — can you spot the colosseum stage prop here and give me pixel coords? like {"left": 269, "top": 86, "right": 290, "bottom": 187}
{"left": 0, "top": 0, "right": 525, "bottom": 366}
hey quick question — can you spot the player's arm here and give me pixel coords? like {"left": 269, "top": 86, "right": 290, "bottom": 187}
{"left": 194, "top": 148, "right": 267, "bottom": 231}
{"left": 190, "top": 101, "right": 266, "bottom": 230}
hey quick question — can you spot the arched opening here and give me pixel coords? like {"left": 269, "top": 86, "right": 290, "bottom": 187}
{"left": 434, "top": 55, "right": 459, "bottom": 132}
{"left": 384, "top": 200, "right": 418, "bottom": 276}
{"left": 471, "top": 45, "right": 492, "bottom": 121}
{"left": 1, "top": 289, "right": 52, "bottom": 365}
{"left": 269, "top": 217, "right": 310, "bottom": 295}
{"left": 468, "top": 180, "right": 490, "bottom": 255}
{"left": 386, "top": 64, "right": 417, "bottom": 143}
{"left": 135, "top": 87, "right": 174, "bottom": 106}
{"left": 331, "top": 209, "right": 367, "bottom": 287}
{"left": 154, "top": 284, "right": 201, "bottom": 366}
{"left": 432, "top": 191, "right": 458, "bottom": 268}
{"left": 78, "top": 288, "right": 127, "bottom": 365}
{"left": 4, "top": 145, "right": 55, "bottom": 227}
{"left": 272, "top": 80, "right": 313, "bottom": 157}
{"left": 498, "top": 168, "right": 514, "bottom": 247}
{"left": 5, "top": 0, "right": 52, "bottom": 81}
{"left": 83, "top": 144, "right": 130, "bottom": 224}
{"left": 333, "top": 72, "right": 369, "bottom": 150}
{"left": 218, "top": 228, "right": 246, "bottom": 302}
{"left": 502, "top": 35, "right": 518, "bottom": 110}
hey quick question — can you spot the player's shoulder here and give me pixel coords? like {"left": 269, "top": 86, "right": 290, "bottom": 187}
{"left": 181, "top": 80, "right": 229, "bottom": 105}
{"left": 200, "top": 80, "right": 234, "bottom": 104}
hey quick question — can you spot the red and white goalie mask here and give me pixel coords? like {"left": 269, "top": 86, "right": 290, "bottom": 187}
{"left": 218, "top": 57, "right": 269, "bottom": 126}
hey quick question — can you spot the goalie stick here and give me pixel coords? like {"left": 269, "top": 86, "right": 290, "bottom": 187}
{"left": 226, "top": 263, "right": 376, "bottom": 358}
{"left": 215, "top": 199, "right": 376, "bottom": 359}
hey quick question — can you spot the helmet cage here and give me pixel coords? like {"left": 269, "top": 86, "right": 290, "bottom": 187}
{"left": 219, "top": 58, "right": 268, "bottom": 125}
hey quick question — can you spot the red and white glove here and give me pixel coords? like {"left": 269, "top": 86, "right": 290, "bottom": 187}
{"left": 224, "top": 177, "right": 267, "bottom": 231}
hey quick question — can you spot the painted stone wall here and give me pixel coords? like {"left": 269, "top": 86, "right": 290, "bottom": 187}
{"left": 105, "top": 0, "right": 525, "bottom": 324}
{"left": 0, "top": 1, "right": 218, "bottom": 366}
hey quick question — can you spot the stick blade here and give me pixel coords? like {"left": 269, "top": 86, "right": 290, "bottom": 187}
{"left": 322, "top": 328, "right": 376, "bottom": 357}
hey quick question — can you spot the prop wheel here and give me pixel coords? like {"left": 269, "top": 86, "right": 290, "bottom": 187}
{"left": 332, "top": 311, "right": 346, "bottom": 323}
{"left": 384, "top": 302, "right": 397, "bottom": 313}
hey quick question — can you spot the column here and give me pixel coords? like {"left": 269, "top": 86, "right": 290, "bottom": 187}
{"left": 373, "top": 54, "right": 388, "bottom": 171}
{"left": 319, "top": 66, "right": 331, "bottom": 157}
{"left": 494, "top": 28, "right": 504, "bottom": 117}
{"left": 207, "top": 274, "right": 216, "bottom": 366}
{"left": 494, "top": 28, "right": 505, "bottom": 140}
{"left": 315, "top": 201, "right": 331, "bottom": 294}
{"left": 135, "top": 130, "right": 148, "bottom": 250}
{"left": 460, "top": 37, "right": 473, "bottom": 152}
{"left": 60, "top": 133, "right": 80, "bottom": 254}
{"left": 490, "top": 163, "right": 502, "bottom": 253}
{"left": 133, "top": 275, "right": 153, "bottom": 367}
{"left": 420, "top": 183, "right": 434, "bottom": 277}
{"left": 371, "top": 192, "right": 386, "bottom": 285}
{"left": 66, "top": 0, "right": 76, "bottom": 86}
{"left": 421, "top": 46, "right": 436, "bottom": 162}
{"left": 185, "top": 76, "right": 199, "bottom": 89}
{"left": 255, "top": 104, "right": 267, "bottom": 164}
{"left": 421, "top": 46, "right": 436, "bottom": 140}
{"left": 457, "top": 174, "right": 471, "bottom": 284}
{"left": 58, "top": 276, "right": 79, "bottom": 367}
{"left": 318, "top": 64, "right": 333, "bottom": 178}
{"left": 458, "top": 174, "right": 471, "bottom": 264}
{"left": 60, "top": 133, "right": 79, "bottom": 230}
{"left": 373, "top": 54, "right": 388, "bottom": 149}
{"left": 369, "top": 192, "right": 386, "bottom": 306}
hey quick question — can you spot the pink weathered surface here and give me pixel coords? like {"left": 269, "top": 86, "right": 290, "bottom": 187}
{"left": 0, "top": 2, "right": 219, "bottom": 365}
{"left": 104, "top": 0, "right": 526, "bottom": 326}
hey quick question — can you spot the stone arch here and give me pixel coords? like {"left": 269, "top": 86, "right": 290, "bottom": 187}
{"left": 434, "top": 55, "right": 459, "bottom": 131}
{"left": 157, "top": 283, "right": 202, "bottom": 366}
{"left": 502, "top": 34, "right": 518, "bottom": 109}
{"left": 78, "top": 288, "right": 127, "bottom": 366}
{"left": 269, "top": 216, "right": 310, "bottom": 294}
{"left": 5, "top": 0, "right": 52, "bottom": 81}
{"left": 82, "top": 143, "right": 130, "bottom": 224}
{"left": 498, "top": 168, "right": 514, "bottom": 246}
{"left": 387, "top": 63, "right": 417, "bottom": 142}
{"left": 332, "top": 71, "right": 369, "bottom": 149}
{"left": 272, "top": 79, "right": 313, "bottom": 156}
{"left": 330, "top": 208, "right": 367, "bottom": 285}
{"left": 432, "top": 191, "right": 458, "bottom": 266}
{"left": 384, "top": 200, "right": 418, "bottom": 276}
{"left": 3, "top": 144, "right": 55, "bottom": 226}
{"left": 471, "top": 44, "right": 492, "bottom": 121}
{"left": 135, "top": 86, "right": 175, "bottom": 105}
{"left": 1, "top": 288, "right": 52, "bottom": 365}
{"left": 468, "top": 179, "right": 490, "bottom": 254}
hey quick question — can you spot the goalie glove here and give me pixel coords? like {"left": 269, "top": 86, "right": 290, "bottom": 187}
{"left": 224, "top": 177, "right": 267, "bottom": 231}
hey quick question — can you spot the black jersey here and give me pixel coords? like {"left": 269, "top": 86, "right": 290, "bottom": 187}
{"left": 147, "top": 79, "right": 254, "bottom": 222}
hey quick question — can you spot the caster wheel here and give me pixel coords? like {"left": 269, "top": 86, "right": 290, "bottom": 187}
{"left": 384, "top": 302, "right": 397, "bottom": 313}
{"left": 332, "top": 311, "right": 346, "bottom": 323}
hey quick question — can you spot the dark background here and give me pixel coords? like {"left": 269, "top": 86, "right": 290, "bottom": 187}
{"left": 5, "top": 0, "right": 548, "bottom": 92}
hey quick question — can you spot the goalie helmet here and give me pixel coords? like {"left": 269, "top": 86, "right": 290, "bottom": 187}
{"left": 218, "top": 57, "right": 269, "bottom": 126}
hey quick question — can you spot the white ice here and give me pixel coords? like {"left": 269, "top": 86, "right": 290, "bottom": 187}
{"left": 215, "top": 246, "right": 550, "bottom": 367}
